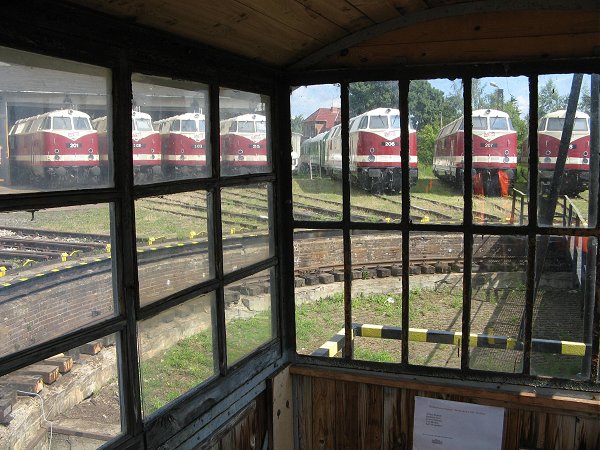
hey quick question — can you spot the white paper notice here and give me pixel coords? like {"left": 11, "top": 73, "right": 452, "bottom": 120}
{"left": 412, "top": 396, "right": 504, "bottom": 450}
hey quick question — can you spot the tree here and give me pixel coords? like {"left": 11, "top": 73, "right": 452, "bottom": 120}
{"left": 538, "top": 79, "right": 567, "bottom": 117}
{"left": 417, "top": 124, "right": 438, "bottom": 166}
{"left": 349, "top": 81, "right": 398, "bottom": 117}
{"left": 580, "top": 81, "right": 591, "bottom": 115}
{"left": 408, "top": 80, "right": 445, "bottom": 130}
{"left": 291, "top": 115, "right": 304, "bottom": 134}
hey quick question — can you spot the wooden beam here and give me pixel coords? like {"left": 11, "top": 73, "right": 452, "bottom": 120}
{"left": 290, "top": 365, "right": 600, "bottom": 416}
{"left": 289, "top": 0, "right": 600, "bottom": 69}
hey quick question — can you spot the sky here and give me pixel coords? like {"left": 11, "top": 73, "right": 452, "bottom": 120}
{"left": 290, "top": 74, "right": 584, "bottom": 120}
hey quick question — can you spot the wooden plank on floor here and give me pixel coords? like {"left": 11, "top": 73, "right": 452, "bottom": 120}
{"left": 17, "top": 364, "right": 60, "bottom": 385}
{"left": 43, "top": 355, "right": 74, "bottom": 373}
{"left": 0, "top": 374, "right": 43, "bottom": 393}
{"left": 79, "top": 341, "right": 103, "bottom": 355}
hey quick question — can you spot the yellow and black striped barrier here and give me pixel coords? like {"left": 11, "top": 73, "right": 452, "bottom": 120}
{"left": 311, "top": 323, "right": 588, "bottom": 357}
{"left": 311, "top": 328, "right": 348, "bottom": 357}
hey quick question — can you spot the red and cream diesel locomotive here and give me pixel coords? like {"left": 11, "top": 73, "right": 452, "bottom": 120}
{"left": 154, "top": 112, "right": 207, "bottom": 178}
{"left": 433, "top": 108, "right": 517, "bottom": 195}
{"left": 8, "top": 108, "right": 100, "bottom": 186}
{"left": 220, "top": 113, "right": 268, "bottom": 175}
{"left": 93, "top": 110, "right": 162, "bottom": 182}
{"left": 536, "top": 109, "right": 590, "bottom": 196}
{"left": 323, "top": 107, "right": 418, "bottom": 193}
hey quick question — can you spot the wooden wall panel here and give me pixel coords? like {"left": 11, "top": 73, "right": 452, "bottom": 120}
{"left": 292, "top": 366, "right": 600, "bottom": 450}
{"left": 312, "top": 377, "right": 337, "bottom": 450}
{"left": 196, "top": 391, "right": 268, "bottom": 450}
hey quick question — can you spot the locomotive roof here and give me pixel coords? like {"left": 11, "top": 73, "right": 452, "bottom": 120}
{"left": 302, "top": 130, "right": 329, "bottom": 144}
{"left": 355, "top": 108, "right": 399, "bottom": 117}
{"left": 15, "top": 108, "right": 92, "bottom": 123}
{"left": 472, "top": 108, "right": 510, "bottom": 118}
{"left": 222, "top": 113, "right": 266, "bottom": 122}
{"left": 154, "top": 112, "right": 206, "bottom": 123}
{"left": 542, "top": 109, "right": 590, "bottom": 119}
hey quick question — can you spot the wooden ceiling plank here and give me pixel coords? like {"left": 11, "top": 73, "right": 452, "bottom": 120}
{"left": 319, "top": 32, "right": 600, "bottom": 68}
{"left": 293, "top": 0, "right": 376, "bottom": 32}
{"left": 289, "top": 0, "right": 600, "bottom": 69}
{"left": 363, "top": 10, "right": 600, "bottom": 46}
{"left": 233, "top": 0, "right": 348, "bottom": 43}
{"left": 346, "top": 0, "right": 425, "bottom": 23}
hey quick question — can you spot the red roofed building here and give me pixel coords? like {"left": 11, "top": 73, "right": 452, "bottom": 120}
{"left": 302, "top": 107, "right": 340, "bottom": 139}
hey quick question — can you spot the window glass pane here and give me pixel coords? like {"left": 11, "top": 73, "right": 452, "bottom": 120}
{"left": 349, "top": 82, "right": 406, "bottom": 222}
{"left": 294, "top": 229, "right": 344, "bottom": 356}
{"left": 139, "top": 292, "right": 217, "bottom": 416}
{"left": 532, "top": 235, "right": 597, "bottom": 379}
{"left": 132, "top": 74, "right": 209, "bottom": 183}
{"left": 226, "top": 268, "right": 274, "bottom": 366}
{"left": 411, "top": 79, "right": 464, "bottom": 224}
{"left": 1, "top": 47, "right": 111, "bottom": 191}
{"left": 351, "top": 231, "right": 402, "bottom": 363}
{"left": 135, "top": 191, "right": 212, "bottom": 307}
{"left": 0, "top": 205, "right": 115, "bottom": 358}
{"left": 408, "top": 232, "right": 463, "bottom": 368}
{"left": 537, "top": 74, "right": 594, "bottom": 227}
{"left": 221, "top": 183, "right": 272, "bottom": 274}
{"left": 469, "top": 235, "right": 527, "bottom": 373}
{"left": 220, "top": 89, "right": 270, "bottom": 176}
{"left": 290, "top": 84, "right": 342, "bottom": 221}
{"left": 0, "top": 334, "right": 122, "bottom": 447}
{"left": 472, "top": 77, "right": 527, "bottom": 225}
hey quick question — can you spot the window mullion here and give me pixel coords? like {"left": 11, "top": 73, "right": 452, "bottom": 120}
{"left": 399, "top": 79, "right": 410, "bottom": 365}
{"left": 113, "top": 56, "right": 144, "bottom": 435}
{"left": 341, "top": 82, "right": 353, "bottom": 360}
{"left": 461, "top": 78, "right": 473, "bottom": 371}
{"left": 588, "top": 73, "right": 600, "bottom": 381}
{"left": 209, "top": 84, "right": 227, "bottom": 374}
{"left": 522, "top": 76, "right": 539, "bottom": 375}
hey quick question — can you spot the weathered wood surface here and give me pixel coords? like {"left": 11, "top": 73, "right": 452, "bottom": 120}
{"left": 195, "top": 391, "right": 268, "bottom": 450}
{"left": 16, "top": 364, "right": 60, "bottom": 384}
{"left": 43, "top": 355, "right": 74, "bottom": 373}
{"left": 293, "top": 367, "right": 600, "bottom": 450}
{"left": 0, "top": 374, "right": 43, "bottom": 394}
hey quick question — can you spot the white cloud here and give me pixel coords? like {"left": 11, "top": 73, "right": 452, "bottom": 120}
{"left": 290, "top": 85, "right": 340, "bottom": 118}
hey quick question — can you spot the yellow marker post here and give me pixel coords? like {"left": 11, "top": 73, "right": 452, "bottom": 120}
{"left": 106, "top": 244, "right": 111, "bottom": 253}
{"left": 61, "top": 252, "right": 69, "bottom": 262}
{"left": 0, "top": 267, "right": 6, "bottom": 277}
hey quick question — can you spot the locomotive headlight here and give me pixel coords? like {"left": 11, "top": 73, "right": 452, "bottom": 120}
{"left": 88, "top": 154, "right": 94, "bottom": 161}
{"left": 239, "top": 155, "right": 245, "bottom": 161}
{"left": 544, "top": 157, "right": 551, "bottom": 163}
{"left": 151, "top": 148, "right": 155, "bottom": 153}
{"left": 238, "top": 149, "right": 244, "bottom": 155}
{"left": 54, "top": 155, "right": 60, "bottom": 161}
{"left": 369, "top": 148, "right": 375, "bottom": 154}
{"left": 504, "top": 149, "right": 509, "bottom": 155}
{"left": 368, "top": 155, "right": 376, "bottom": 162}
{"left": 583, "top": 158, "right": 589, "bottom": 164}
{"left": 88, "top": 148, "right": 94, "bottom": 154}
{"left": 583, "top": 151, "right": 589, "bottom": 157}
{"left": 503, "top": 157, "right": 509, "bottom": 163}
{"left": 545, "top": 150, "right": 551, "bottom": 156}
{"left": 54, "top": 148, "right": 60, "bottom": 154}
{"left": 151, "top": 154, "right": 156, "bottom": 160}
{"left": 181, "top": 149, "right": 185, "bottom": 153}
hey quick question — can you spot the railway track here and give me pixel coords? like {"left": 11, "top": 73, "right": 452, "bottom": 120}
{"left": 0, "top": 227, "right": 109, "bottom": 268}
